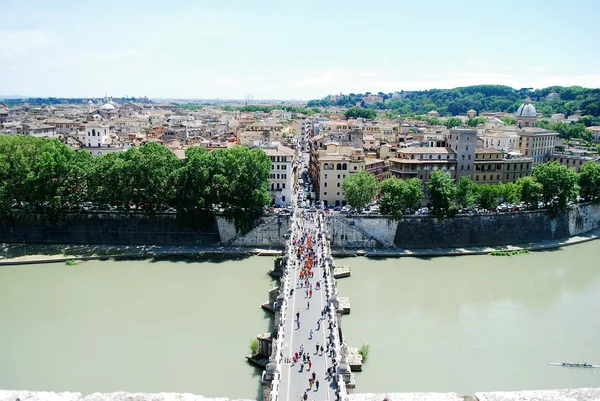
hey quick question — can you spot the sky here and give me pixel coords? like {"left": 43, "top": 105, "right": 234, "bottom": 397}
{"left": 1, "top": 0, "right": 599, "bottom": 100}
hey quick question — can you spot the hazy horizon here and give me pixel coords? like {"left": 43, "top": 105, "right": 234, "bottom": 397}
{"left": 1, "top": 0, "right": 599, "bottom": 100}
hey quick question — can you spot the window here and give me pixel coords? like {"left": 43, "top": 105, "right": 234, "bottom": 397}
{"left": 282, "top": 196, "right": 285, "bottom": 202}
{"left": 483, "top": 175, "right": 486, "bottom": 181}
{"left": 276, "top": 183, "right": 280, "bottom": 189}
{"left": 324, "top": 182, "right": 328, "bottom": 187}
{"left": 337, "top": 174, "right": 340, "bottom": 179}
{"left": 468, "top": 155, "right": 471, "bottom": 160}
{"left": 324, "top": 192, "right": 327, "bottom": 195}
{"left": 354, "top": 166, "right": 357, "bottom": 170}
{"left": 324, "top": 174, "right": 328, "bottom": 179}
{"left": 496, "top": 174, "right": 500, "bottom": 180}
{"left": 337, "top": 182, "right": 340, "bottom": 187}
{"left": 337, "top": 192, "right": 340, "bottom": 195}
{"left": 476, "top": 175, "right": 479, "bottom": 181}
{"left": 462, "top": 155, "right": 465, "bottom": 160}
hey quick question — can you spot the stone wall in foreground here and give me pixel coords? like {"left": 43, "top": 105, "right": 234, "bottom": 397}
{"left": 2, "top": 388, "right": 599, "bottom": 401}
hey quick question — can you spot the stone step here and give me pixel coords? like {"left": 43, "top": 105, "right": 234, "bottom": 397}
{"left": 347, "top": 347, "right": 363, "bottom": 371}
{"left": 339, "top": 296, "right": 351, "bottom": 314}
{"left": 334, "top": 266, "right": 351, "bottom": 278}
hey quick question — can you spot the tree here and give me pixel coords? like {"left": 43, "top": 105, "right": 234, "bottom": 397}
{"left": 455, "top": 176, "right": 476, "bottom": 208}
{"left": 496, "top": 182, "right": 520, "bottom": 204}
{"left": 344, "top": 107, "right": 377, "bottom": 119}
{"left": 499, "top": 116, "right": 516, "bottom": 125}
{"left": 475, "top": 184, "right": 498, "bottom": 210}
{"left": 342, "top": 170, "right": 378, "bottom": 210}
{"left": 427, "top": 171, "right": 457, "bottom": 217}
{"left": 578, "top": 161, "right": 600, "bottom": 201}
{"left": 378, "top": 177, "right": 423, "bottom": 220}
{"left": 466, "top": 117, "right": 485, "bottom": 127}
{"left": 443, "top": 117, "right": 463, "bottom": 128}
{"left": 532, "top": 162, "right": 579, "bottom": 211}
{"left": 217, "top": 146, "right": 272, "bottom": 234}
{"left": 517, "top": 176, "right": 542, "bottom": 209}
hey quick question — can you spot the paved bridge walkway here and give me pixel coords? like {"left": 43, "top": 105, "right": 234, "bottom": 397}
{"left": 262, "top": 193, "right": 348, "bottom": 401}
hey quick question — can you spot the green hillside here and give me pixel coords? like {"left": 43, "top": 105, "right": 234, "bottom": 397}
{"left": 307, "top": 85, "right": 600, "bottom": 121}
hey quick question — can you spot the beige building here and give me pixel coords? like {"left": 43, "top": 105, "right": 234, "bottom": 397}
{"left": 446, "top": 128, "right": 477, "bottom": 178}
{"left": 239, "top": 121, "right": 291, "bottom": 146}
{"left": 480, "top": 130, "right": 519, "bottom": 152}
{"left": 388, "top": 147, "right": 457, "bottom": 182}
{"left": 589, "top": 126, "right": 600, "bottom": 143}
{"left": 473, "top": 148, "right": 505, "bottom": 184}
{"left": 313, "top": 144, "right": 365, "bottom": 207}
{"left": 262, "top": 143, "right": 297, "bottom": 206}
{"left": 549, "top": 151, "right": 599, "bottom": 173}
{"left": 517, "top": 127, "right": 558, "bottom": 166}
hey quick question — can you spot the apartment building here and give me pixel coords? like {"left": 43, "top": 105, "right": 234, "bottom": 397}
{"left": 549, "top": 150, "right": 599, "bottom": 173}
{"left": 263, "top": 143, "right": 296, "bottom": 206}
{"left": 473, "top": 148, "right": 505, "bottom": 184}
{"left": 517, "top": 127, "right": 558, "bottom": 166}
{"left": 388, "top": 147, "right": 457, "bottom": 182}
{"left": 446, "top": 128, "right": 477, "bottom": 178}
{"left": 313, "top": 143, "right": 365, "bottom": 207}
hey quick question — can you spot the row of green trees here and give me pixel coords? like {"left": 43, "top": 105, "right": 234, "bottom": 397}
{"left": 308, "top": 85, "right": 600, "bottom": 118}
{"left": 342, "top": 161, "right": 600, "bottom": 219}
{"left": 0, "top": 136, "right": 271, "bottom": 233}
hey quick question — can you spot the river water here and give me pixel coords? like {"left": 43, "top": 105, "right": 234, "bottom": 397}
{"left": 0, "top": 257, "right": 275, "bottom": 400}
{"left": 337, "top": 241, "right": 600, "bottom": 394}
{"left": 1, "top": 243, "right": 599, "bottom": 398}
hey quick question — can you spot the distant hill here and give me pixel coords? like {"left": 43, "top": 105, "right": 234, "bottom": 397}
{"left": 307, "top": 85, "right": 600, "bottom": 118}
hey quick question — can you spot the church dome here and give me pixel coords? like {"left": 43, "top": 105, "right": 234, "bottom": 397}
{"left": 100, "top": 102, "right": 116, "bottom": 111}
{"left": 516, "top": 98, "right": 536, "bottom": 117}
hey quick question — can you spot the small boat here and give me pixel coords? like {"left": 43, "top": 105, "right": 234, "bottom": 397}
{"left": 548, "top": 362, "right": 600, "bottom": 368}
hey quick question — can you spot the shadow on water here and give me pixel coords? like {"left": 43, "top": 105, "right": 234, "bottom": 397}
{"left": 252, "top": 365, "right": 263, "bottom": 401}
{"left": 530, "top": 247, "right": 563, "bottom": 253}
{"left": 148, "top": 254, "right": 251, "bottom": 264}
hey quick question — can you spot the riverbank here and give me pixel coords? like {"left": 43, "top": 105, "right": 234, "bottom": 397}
{"left": 1, "top": 227, "right": 599, "bottom": 265}
{"left": 0, "top": 244, "right": 282, "bottom": 266}
{"left": 331, "top": 226, "right": 600, "bottom": 257}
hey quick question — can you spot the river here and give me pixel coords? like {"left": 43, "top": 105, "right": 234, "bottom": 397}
{"left": 0, "top": 256, "right": 275, "bottom": 400}
{"left": 337, "top": 241, "right": 600, "bottom": 394}
{"left": 1, "top": 243, "right": 599, "bottom": 398}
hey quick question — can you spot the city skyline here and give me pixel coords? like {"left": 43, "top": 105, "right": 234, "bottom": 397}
{"left": 1, "top": 0, "right": 599, "bottom": 100}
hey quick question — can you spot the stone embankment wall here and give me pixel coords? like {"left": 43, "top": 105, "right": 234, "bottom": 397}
{"left": 215, "top": 214, "right": 290, "bottom": 247}
{"left": 393, "top": 201, "right": 600, "bottom": 249}
{"left": 2, "top": 203, "right": 600, "bottom": 249}
{"left": 318, "top": 202, "right": 600, "bottom": 249}
{"left": 2, "top": 388, "right": 599, "bottom": 401}
{"left": 0, "top": 212, "right": 220, "bottom": 246}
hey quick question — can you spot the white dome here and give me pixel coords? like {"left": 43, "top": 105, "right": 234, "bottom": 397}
{"left": 100, "top": 102, "right": 116, "bottom": 111}
{"left": 516, "top": 98, "right": 536, "bottom": 117}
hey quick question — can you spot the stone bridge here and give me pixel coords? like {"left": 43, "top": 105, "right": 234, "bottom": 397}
{"left": 258, "top": 207, "right": 355, "bottom": 401}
